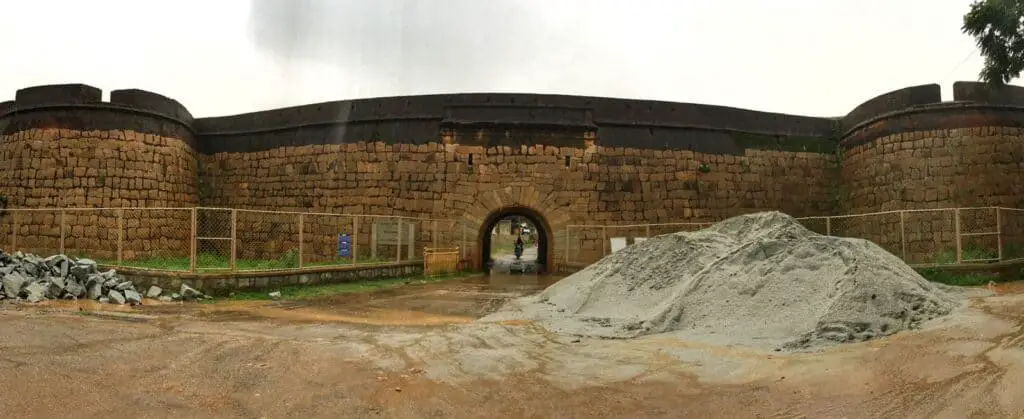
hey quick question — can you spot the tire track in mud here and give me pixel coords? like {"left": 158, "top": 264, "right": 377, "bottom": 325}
{"left": 861, "top": 298, "right": 1023, "bottom": 418}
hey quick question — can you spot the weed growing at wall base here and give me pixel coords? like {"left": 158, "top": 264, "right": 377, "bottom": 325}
{"left": 917, "top": 246, "right": 1012, "bottom": 286}
{"left": 91, "top": 253, "right": 395, "bottom": 272}
{"left": 225, "top": 271, "right": 477, "bottom": 301}
{"left": 916, "top": 268, "right": 998, "bottom": 287}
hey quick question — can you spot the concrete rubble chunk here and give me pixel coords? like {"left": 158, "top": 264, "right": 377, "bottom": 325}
{"left": 269, "top": 291, "right": 282, "bottom": 300}
{"left": 103, "top": 278, "right": 119, "bottom": 290}
{"left": 0, "top": 250, "right": 212, "bottom": 306}
{"left": 69, "top": 265, "right": 91, "bottom": 282}
{"left": 64, "top": 280, "right": 86, "bottom": 299}
{"left": 108, "top": 290, "right": 126, "bottom": 305}
{"left": 124, "top": 290, "right": 143, "bottom": 305}
{"left": 75, "top": 258, "right": 98, "bottom": 269}
{"left": 1, "top": 272, "right": 27, "bottom": 299}
{"left": 146, "top": 286, "right": 163, "bottom": 299}
{"left": 24, "top": 281, "right": 49, "bottom": 303}
{"left": 180, "top": 284, "right": 203, "bottom": 301}
{"left": 86, "top": 280, "right": 104, "bottom": 300}
{"left": 46, "top": 279, "right": 64, "bottom": 299}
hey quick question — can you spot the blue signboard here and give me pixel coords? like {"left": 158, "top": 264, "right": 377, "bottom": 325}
{"left": 337, "top": 233, "right": 352, "bottom": 258}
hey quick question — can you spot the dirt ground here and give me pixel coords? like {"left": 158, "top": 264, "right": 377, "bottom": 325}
{"left": 2, "top": 275, "right": 1024, "bottom": 418}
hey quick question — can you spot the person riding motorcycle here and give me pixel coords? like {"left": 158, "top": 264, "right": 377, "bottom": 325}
{"left": 514, "top": 236, "right": 525, "bottom": 260}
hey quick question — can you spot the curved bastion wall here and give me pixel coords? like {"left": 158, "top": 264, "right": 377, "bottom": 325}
{"left": 838, "top": 82, "right": 1024, "bottom": 264}
{"left": 0, "top": 84, "right": 198, "bottom": 260}
{"left": 3, "top": 81, "right": 1024, "bottom": 268}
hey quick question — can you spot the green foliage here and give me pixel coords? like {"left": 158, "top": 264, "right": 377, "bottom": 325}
{"left": 279, "top": 248, "right": 301, "bottom": 269}
{"left": 962, "top": 0, "right": 1024, "bottom": 84}
{"left": 227, "top": 271, "right": 474, "bottom": 301}
{"left": 94, "top": 252, "right": 393, "bottom": 272}
{"left": 917, "top": 246, "right": 1005, "bottom": 286}
{"left": 917, "top": 268, "right": 997, "bottom": 286}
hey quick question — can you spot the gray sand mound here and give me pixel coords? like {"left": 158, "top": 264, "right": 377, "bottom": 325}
{"left": 481, "top": 211, "right": 963, "bottom": 350}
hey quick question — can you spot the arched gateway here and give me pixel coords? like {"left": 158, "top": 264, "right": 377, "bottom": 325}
{"left": 477, "top": 206, "right": 553, "bottom": 273}
{"left": 456, "top": 185, "right": 572, "bottom": 274}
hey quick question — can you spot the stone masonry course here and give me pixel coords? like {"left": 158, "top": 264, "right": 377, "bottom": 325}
{"left": 2, "top": 81, "right": 1024, "bottom": 270}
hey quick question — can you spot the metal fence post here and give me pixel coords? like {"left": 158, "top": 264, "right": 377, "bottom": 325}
{"left": 297, "top": 213, "right": 304, "bottom": 269}
{"left": 352, "top": 215, "right": 360, "bottom": 265}
{"left": 899, "top": 211, "right": 907, "bottom": 261}
{"left": 602, "top": 226, "right": 608, "bottom": 256}
{"left": 954, "top": 208, "right": 962, "bottom": 264}
{"left": 189, "top": 207, "right": 197, "bottom": 273}
{"left": 396, "top": 218, "right": 403, "bottom": 263}
{"left": 117, "top": 208, "right": 124, "bottom": 264}
{"left": 825, "top": 217, "right": 832, "bottom": 236}
{"left": 59, "top": 209, "right": 66, "bottom": 255}
{"left": 10, "top": 210, "right": 17, "bottom": 251}
{"left": 230, "top": 209, "right": 237, "bottom": 271}
{"left": 997, "top": 208, "right": 1004, "bottom": 262}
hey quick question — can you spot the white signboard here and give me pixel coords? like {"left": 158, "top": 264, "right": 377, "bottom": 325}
{"left": 610, "top": 237, "right": 628, "bottom": 253}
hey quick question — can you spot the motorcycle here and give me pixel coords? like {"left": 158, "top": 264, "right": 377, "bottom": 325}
{"left": 514, "top": 241, "right": 524, "bottom": 260}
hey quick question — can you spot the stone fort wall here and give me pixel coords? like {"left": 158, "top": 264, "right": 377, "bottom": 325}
{"left": 2, "top": 81, "right": 1024, "bottom": 269}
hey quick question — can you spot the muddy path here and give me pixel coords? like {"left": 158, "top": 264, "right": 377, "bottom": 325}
{"left": 0, "top": 275, "right": 1023, "bottom": 418}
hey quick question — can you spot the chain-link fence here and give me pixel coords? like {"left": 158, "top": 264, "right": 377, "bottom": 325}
{"left": 1000, "top": 208, "right": 1024, "bottom": 261}
{"left": 1, "top": 206, "right": 1022, "bottom": 273}
{"left": 830, "top": 211, "right": 904, "bottom": 260}
{"left": 562, "top": 207, "right": 1024, "bottom": 269}
{"left": 119, "top": 208, "right": 193, "bottom": 271}
{"left": 564, "top": 222, "right": 712, "bottom": 267}
{"left": 0, "top": 207, "right": 454, "bottom": 274}
{"left": 196, "top": 208, "right": 233, "bottom": 271}
{"left": 454, "top": 220, "right": 477, "bottom": 270}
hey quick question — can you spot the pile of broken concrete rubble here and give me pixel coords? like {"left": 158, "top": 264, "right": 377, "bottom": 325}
{"left": 0, "top": 250, "right": 206, "bottom": 305}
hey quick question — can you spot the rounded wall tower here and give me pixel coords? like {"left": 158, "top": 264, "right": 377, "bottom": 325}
{"left": 837, "top": 82, "right": 1024, "bottom": 264}
{"left": 0, "top": 84, "right": 198, "bottom": 259}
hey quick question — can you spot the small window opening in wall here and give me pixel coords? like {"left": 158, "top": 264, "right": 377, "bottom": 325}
{"left": 468, "top": 154, "right": 474, "bottom": 166}
{"left": 564, "top": 155, "right": 571, "bottom": 167}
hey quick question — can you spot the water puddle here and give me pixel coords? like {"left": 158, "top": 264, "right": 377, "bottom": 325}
{"left": 991, "top": 281, "right": 1024, "bottom": 295}
{"left": 194, "top": 302, "right": 476, "bottom": 326}
{"left": 16, "top": 272, "right": 565, "bottom": 328}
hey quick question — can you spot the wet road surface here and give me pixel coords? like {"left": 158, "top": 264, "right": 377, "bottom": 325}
{"left": 3, "top": 274, "right": 1024, "bottom": 418}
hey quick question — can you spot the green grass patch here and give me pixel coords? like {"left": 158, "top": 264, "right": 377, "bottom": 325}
{"left": 224, "top": 271, "right": 477, "bottom": 301}
{"left": 931, "top": 247, "right": 999, "bottom": 265}
{"left": 92, "top": 252, "right": 396, "bottom": 272}
{"left": 918, "top": 246, "right": 1011, "bottom": 286}
{"left": 916, "top": 268, "right": 998, "bottom": 287}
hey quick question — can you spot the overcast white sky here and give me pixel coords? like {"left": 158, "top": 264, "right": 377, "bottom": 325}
{"left": 0, "top": 0, "right": 998, "bottom": 118}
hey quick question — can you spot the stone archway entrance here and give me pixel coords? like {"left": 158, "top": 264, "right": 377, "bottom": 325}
{"left": 477, "top": 206, "right": 553, "bottom": 273}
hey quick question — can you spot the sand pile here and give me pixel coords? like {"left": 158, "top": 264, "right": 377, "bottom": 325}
{"left": 481, "top": 211, "right": 963, "bottom": 350}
